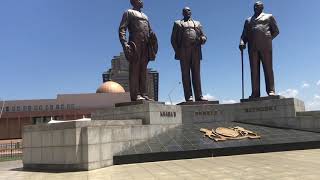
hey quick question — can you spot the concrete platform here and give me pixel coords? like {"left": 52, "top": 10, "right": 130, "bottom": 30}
{"left": 22, "top": 98, "right": 320, "bottom": 171}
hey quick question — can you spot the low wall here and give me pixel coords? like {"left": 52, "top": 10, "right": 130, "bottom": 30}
{"left": 23, "top": 120, "right": 179, "bottom": 171}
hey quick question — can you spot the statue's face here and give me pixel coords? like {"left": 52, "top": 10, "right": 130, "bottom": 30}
{"left": 254, "top": 2, "right": 264, "bottom": 15}
{"left": 183, "top": 7, "right": 192, "bottom": 19}
{"left": 131, "top": 0, "right": 143, "bottom": 9}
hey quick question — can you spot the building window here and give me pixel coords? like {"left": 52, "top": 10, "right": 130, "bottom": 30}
{"left": 60, "top": 104, "right": 64, "bottom": 110}
{"left": 50, "top": 105, "right": 54, "bottom": 110}
{"left": 5, "top": 107, "right": 9, "bottom": 112}
{"left": 23, "top": 106, "right": 27, "bottom": 111}
{"left": 45, "top": 105, "right": 49, "bottom": 111}
{"left": 12, "top": 106, "right": 15, "bottom": 112}
{"left": 39, "top": 105, "right": 43, "bottom": 111}
{"left": 17, "top": 106, "right": 21, "bottom": 112}
{"left": 56, "top": 105, "right": 60, "bottom": 110}
{"left": 34, "top": 106, "right": 38, "bottom": 111}
{"left": 28, "top": 106, "right": 32, "bottom": 111}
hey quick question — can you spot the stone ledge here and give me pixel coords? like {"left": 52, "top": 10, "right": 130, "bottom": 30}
{"left": 115, "top": 101, "right": 165, "bottom": 107}
{"left": 177, "top": 101, "right": 220, "bottom": 106}
{"left": 240, "top": 95, "right": 284, "bottom": 103}
{"left": 24, "top": 120, "right": 143, "bottom": 132}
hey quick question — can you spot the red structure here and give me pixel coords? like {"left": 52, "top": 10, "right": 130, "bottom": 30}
{"left": 0, "top": 82, "right": 130, "bottom": 140}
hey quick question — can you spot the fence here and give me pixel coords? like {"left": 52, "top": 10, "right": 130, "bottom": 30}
{"left": 0, "top": 141, "right": 22, "bottom": 161}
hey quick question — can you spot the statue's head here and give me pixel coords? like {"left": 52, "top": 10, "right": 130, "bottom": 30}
{"left": 254, "top": 1, "right": 264, "bottom": 15}
{"left": 183, "top": 7, "right": 192, "bottom": 19}
{"left": 130, "top": 0, "right": 143, "bottom": 9}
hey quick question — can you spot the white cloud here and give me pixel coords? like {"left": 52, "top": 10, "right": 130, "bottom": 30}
{"left": 317, "top": 80, "right": 320, "bottom": 86}
{"left": 165, "top": 99, "right": 183, "bottom": 105}
{"left": 222, "top": 99, "right": 238, "bottom": 104}
{"left": 301, "top": 83, "right": 310, "bottom": 88}
{"left": 306, "top": 94, "right": 320, "bottom": 111}
{"left": 279, "top": 89, "right": 299, "bottom": 98}
{"left": 203, "top": 94, "right": 216, "bottom": 101}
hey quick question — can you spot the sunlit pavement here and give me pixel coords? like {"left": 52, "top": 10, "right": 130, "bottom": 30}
{"left": 1, "top": 149, "right": 320, "bottom": 180}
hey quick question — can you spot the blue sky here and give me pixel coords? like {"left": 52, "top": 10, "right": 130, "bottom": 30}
{"left": 0, "top": 0, "right": 320, "bottom": 110}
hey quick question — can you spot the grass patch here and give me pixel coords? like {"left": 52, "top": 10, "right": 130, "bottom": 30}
{"left": 0, "top": 156, "right": 22, "bottom": 162}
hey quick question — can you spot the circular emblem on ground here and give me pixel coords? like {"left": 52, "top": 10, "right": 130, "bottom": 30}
{"left": 215, "top": 127, "right": 240, "bottom": 138}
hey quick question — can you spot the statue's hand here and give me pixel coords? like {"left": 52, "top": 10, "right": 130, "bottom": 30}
{"left": 200, "top": 36, "right": 207, "bottom": 45}
{"left": 123, "top": 42, "right": 131, "bottom": 54}
{"left": 239, "top": 43, "right": 246, "bottom": 51}
{"left": 197, "top": 36, "right": 206, "bottom": 45}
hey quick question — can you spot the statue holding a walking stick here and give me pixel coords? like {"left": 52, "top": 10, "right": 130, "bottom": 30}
{"left": 239, "top": 1, "right": 280, "bottom": 99}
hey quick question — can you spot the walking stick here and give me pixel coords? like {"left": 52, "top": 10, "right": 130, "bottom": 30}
{"left": 241, "top": 49, "right": 244, "bottom": 99}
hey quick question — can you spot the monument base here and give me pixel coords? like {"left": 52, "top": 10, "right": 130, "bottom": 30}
{"left": 241, "top": 95, "right": 284, "bottom": 103}
{"left": 177, "top": 101, "right": 219, "bottom": 106}
{"left": 22, "top": 98, "right": 320, "bottom": 172}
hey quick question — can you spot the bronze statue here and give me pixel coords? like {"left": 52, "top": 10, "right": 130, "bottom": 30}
{"left": 171, "top": 7, "right": 207, "bottom": 102}
{"left": 239, "top": 1, "right": 280, "bottom": 98}
{"left": 119, "top": 0, "right": 158, "bottom": 101}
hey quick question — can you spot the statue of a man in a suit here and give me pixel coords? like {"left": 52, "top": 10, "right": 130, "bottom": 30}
{"left": 239, "top": 1, "right": 280, "bottom": 98}
{"left": 119, "top": 0, "right": 158, "bottom": 101}
{"left": 171, "top": 7, "right": 207, "bottom": 102}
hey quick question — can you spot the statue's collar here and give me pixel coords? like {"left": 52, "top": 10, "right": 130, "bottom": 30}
{"left": 253, "top": 12, "right": 265, "bottom": 21}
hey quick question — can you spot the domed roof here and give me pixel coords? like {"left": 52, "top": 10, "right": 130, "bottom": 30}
{"left": 96, "top": 81, "right": 125, "bottom": 93}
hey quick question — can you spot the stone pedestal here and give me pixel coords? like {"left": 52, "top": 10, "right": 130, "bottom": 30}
{"left": 235, "top": 98, "right": 310, "bottom": 129}
{"left": 92, "top": 101, "right": 182, "bottom": 125}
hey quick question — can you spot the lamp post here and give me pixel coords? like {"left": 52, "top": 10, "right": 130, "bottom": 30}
{"left": 168, "top": 82, "right": 181, "bottom": 105}
{"left": 0, "top": 98, "right": 5, "bottom": 119}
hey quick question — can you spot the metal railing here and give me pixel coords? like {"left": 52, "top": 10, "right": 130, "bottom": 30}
{"left": 0, "top": 141, "right": 22, "bottom": 161}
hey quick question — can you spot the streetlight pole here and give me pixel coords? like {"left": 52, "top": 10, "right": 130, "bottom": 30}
{"left": 168, "top": 82, "right": 181, "bottom": 105}
{"left": 0, "top": 98, "right": 5, "bottom": 119}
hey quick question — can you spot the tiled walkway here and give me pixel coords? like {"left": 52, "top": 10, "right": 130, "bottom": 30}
{"left": 1, "top": 149, "right": 320, "bottom": 180}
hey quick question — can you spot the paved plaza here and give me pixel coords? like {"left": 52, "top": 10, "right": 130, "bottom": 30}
{"left": 0, "top": 149, "right": 320, "bottom": 180}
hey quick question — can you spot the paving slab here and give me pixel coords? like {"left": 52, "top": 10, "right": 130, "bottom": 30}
{"left": 113, "top": 122, "right": 320, "bottom": 164}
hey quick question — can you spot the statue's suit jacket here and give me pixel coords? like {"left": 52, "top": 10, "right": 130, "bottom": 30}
{"left": 241, "top": 13, "right": 279, "bottom": 51}
{"left": 171, "top": 19, "right": 206, "bottom": 60}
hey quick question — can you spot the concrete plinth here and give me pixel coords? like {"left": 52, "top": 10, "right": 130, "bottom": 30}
{"left": 92, "top": 102, "right": 182, "bottom": 125}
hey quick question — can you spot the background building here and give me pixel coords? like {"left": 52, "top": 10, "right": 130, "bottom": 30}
{"left": 0, "top": 82, "right": 130, "bottom": 140}
{"left": 102, "top": 52, "right": 159, "bottom": 101}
